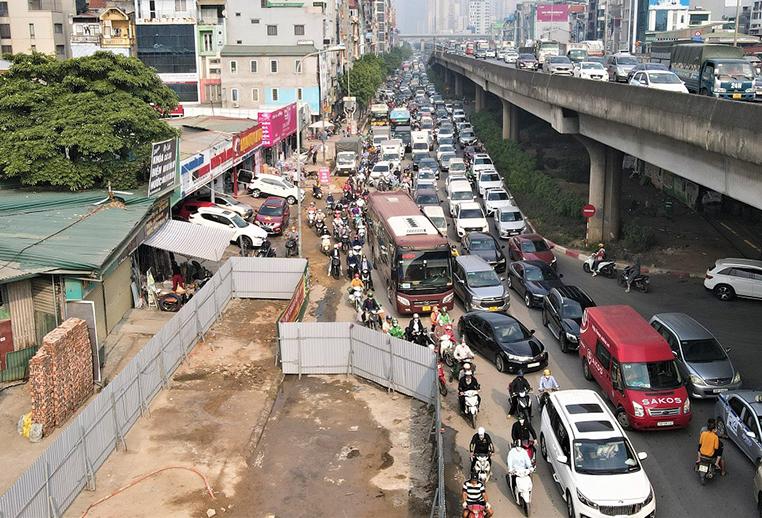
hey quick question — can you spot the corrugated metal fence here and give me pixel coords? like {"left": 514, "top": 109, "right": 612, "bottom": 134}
{"left": 0, "top": 257, "right": 305, "bottom": 518}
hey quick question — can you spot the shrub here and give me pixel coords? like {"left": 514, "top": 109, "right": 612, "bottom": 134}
{"left": 621, "top": 223, "right": 657, "bottom": 253}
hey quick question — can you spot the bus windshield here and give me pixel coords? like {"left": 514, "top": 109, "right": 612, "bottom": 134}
{"left": 398, "top": 250, "right": 452, "bottom": 291}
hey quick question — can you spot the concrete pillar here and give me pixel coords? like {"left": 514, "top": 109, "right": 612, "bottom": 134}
{"left": 501, "top": 99, "right": 519, "bottom": 141}
{"left": 475, "top": 83, "right": 485, "bottom": 112}
{"left": 603, "top": 147, "right": 623, "bottom": 241}
{"left": 454, "top": 74, "right": 463, "bottom": 97}
{"left": 581, "top": 138, "right": 623, "bottom": 244}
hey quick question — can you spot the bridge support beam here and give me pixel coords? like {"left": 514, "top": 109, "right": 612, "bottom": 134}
{"left": 475, "top": 83, "right": 485, "bottom": 112}
{"left": 582, "top": 138, "right": 623, "bottom": 243}
{"left": 501, "top": 100, "right": 519, "bottom": 141}
{"left": 454, "top": 74, "right": 463, "bottom": 97}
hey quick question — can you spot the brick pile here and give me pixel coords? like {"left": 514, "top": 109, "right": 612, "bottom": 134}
{"left": 29, "top": 318, "right": 94, "bottom": 436}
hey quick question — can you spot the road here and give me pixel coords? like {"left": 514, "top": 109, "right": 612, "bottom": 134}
{"left": 364, "top": 137, "right": 762, "bottom": 517}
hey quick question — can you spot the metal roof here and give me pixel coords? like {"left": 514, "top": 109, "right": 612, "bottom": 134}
{"left": 142, "top": 220, "right": 233, "bottom": 262}
{"left": 220, "top": 44, "right": 318, "bottom": 57}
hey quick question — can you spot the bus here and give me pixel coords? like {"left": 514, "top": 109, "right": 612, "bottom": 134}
{"left": 367, "top": 192, "right": 454, "bottom": 314}
{"left": 535, "top": 40, "right": 561, "bottom": 63}
{"left": 370, "top": 103, "right": 389, "bottom": 126}
{"left": 389, "top": 107, "right": 411, "bottom": 128}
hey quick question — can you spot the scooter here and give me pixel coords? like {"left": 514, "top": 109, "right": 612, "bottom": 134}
{"left": 462, "top": 389, "right": 480, "bottom": 428}
{"left": 256, "top": 239, "right": 277, "bottom": 257}
{"left": 286, "top": 237, "right": 298, "bottom": 257}
{"left": 507, "top": 466, "right": 535, "bottom": 516}
{"left": 364, "top": 308, "right": 382, "bottom": 330}
{"left": 583, "top": 255, "right": 617, "bottom": 278}
{"left": 360, "top": 268, "right": 373, "bottom": 291}
{"left": 474, "top": 453, "right": 492, "bottom": 483}
{"left": 437, "top": 362, "right": 448, "bottom": 396}
{"left": 347, "top": 286, "right": 364, "bottom": 311}
{"left": 465, "top": 504, "right": 489, "bottom": 518}
{"left": 696, "top": 455, "right": 718, "bottom": 485}
{"left": 439, "top": 334, "right": 456, "bottom": 365}
{"left": 312, "top": 184, "right": 323, "bottom": 199}
{"left": 516, "top": 389, "right": 533, "bottom": 421}
{"left": 320, "top": 234, "right": 332, "bottom": 255}
{"left": 330, "top": 254, "right": 342, "bottom": 279}
{"left": 307, "top": 210, "right": 316, "bottom": 227}
{"left": 618, "top": 270, "right": 650, "bottom": 293}
{"left": 522, "top": 439, "right": 537, "bottom": 468}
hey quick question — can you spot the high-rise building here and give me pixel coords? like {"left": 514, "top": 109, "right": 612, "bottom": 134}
{"left": 469, "top": 0, "right": 495, "bottom": 33}
{"left": 750, "top": 0, "right": 762, "bottom": 35}
{"left": 0, "top": 0, "right": 76, "bottom": 58}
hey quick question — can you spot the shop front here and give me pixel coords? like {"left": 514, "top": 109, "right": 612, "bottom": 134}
{"left": 256, "top": 103, "right": 298, "bottom": 169}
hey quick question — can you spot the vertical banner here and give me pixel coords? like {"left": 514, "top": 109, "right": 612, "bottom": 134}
{"left": 318, "top": 166, "right": 331, "bottom": 185}
{"left": 148, "top": 138, "right": 178, "bottom": 197}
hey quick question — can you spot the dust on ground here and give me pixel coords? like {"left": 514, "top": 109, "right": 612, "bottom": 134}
{"left": 227, "top": 375, "right": 435, "bottom": 518}
{"left": 64, "top": 298, "right": 286, "bottom": 518}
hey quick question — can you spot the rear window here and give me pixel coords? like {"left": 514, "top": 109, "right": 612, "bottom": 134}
{"left": 575, "top": 421, "right": 615, "bottom": 433}
{"left": 566, "top": 403, "right": 604, "bottom": 414}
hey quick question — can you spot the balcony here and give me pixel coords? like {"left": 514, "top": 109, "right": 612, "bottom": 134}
{"left": 71, "top": 34, "right": 100, "bottom": 44}
{"left": 102, "top": 35, "right": 132, "bottom": 47}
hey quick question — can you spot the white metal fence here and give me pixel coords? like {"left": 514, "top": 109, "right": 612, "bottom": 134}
{"left": 0, "top": 257, "right": 303, "bottom": 518}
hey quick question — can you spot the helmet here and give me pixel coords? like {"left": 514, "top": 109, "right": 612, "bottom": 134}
{"left": 477, "top": 427, "right": 485, "bottom": 437}
{"left": 386, "top": 315, "right": 392, "bottom": 321}
{"left": 392, "top": 318, "right": 399, "bottom": 325}
{"left": 517, "top": 369, "right": 524, "bottom": 377}
{"left": 367, "top": 290, "right": 374, "bottom": 297}
{"left": 354, "top": 273, "right": 360, "bottom": 279}
{"left": 464, "top": 370, "right": 473, "bottom": 377}
{"left": 413, "top": 313, "right": 420, "bottom": 319}
{"left": 598, "top": 243, "right": 604, "bottom": 248}
{"left": 543, "top": 369, "right": 551, "bottom": 376}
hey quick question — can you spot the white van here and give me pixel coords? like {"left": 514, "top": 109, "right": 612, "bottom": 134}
{"left": 447, "top": 180, "right": 475, "bottom": 217}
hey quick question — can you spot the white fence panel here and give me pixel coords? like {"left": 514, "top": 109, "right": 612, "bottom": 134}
{"left": 231, "top": 257, "right": 307, "bottom": 299}
{"left": 390, "top": 338, "right": 437, "bottom": 404}
{"left": 278, "top": 322, "right": 351, "bottom": 374}
{"left": 349, "top": 325, "right": 394, "bottom": 389}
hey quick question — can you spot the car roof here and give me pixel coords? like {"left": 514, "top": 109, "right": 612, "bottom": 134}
{"left": 650, "top": 312, "right": 712, "bottom": 341}
{"left": 497, "top": 204, "right": 520, "bottom": 212}
{"left": 197, "top": 206, "right": 236, "bottom": 217}
{"left": 725, "top": 391, "right": 762, "bottom": 414}
{"left": 551, "top": 390, "right": 622, "bottom": 440}
{"left": 456, "top": 254, "right": 494, "bottom": 271}
{"left": 458, "top": 201, "right": 482, "bottom": 210}
{"left": 474, "top": 153, "right": 491, "bottom": 158}
{"left": 468, "top": 310, "right": 519, "bottom": 325}
{"left": 262, "top": 196, "right": 286, "bottom": 206}
{"left": 713, "top": 258, "right": 762, "bottom": 268}
{"left": 486, "top": 187, "right": 509, "bottom": 195}
{"left": 516, "top": 233, "right": 542, "bottom": 241}
{"left": 585, "top": 305, "right": 673, "bottom": 362}
{"left": 551, "top": 286, "right": 596, "bottom": 308}
{"left": 422, "top": 205, "right": 445, "bottom": 216}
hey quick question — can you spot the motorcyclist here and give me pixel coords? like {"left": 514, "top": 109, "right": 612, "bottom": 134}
{"left": 312, "top": 183, "right": 322, "bottom": 197}
{"left": 697, "top": 418, "right": 725, "bottom": 476}
{"left": 350, "top": 273, "right": 364, "bottom": 290}
{"left": 382, "top": 315, "right": 393, "bottom": 334}
{"left": 506, "top": 439, "right": 533, "bottom": 495}
{"left": 347, "top": 248, "right": 360, "bottom": 278}
{"left": 511, "top": 414, "right": 537, "bottom": 444}
{"left": 361, "top": 290, "right": 380, "bottom": 323}
{"left": 328, "top": 243, "right": 341, "bottom": 274}
{"left": 624, "top": 256, "right": 642, "bottom": 293}
{"left": 389, "top": 318, "right": 405, "bottom": 338}
{"left": 508, "top": 370, "right": 531, "bottom": 416}
{"left": 437, "top": 307, "right": 452, "bottom": 327}
{"left": 453, "top": 339, "right": 475, "bottom": 379}
{"left": 326, "top": 192, "right": 335, "bottom": 210}
{"left": 285, "top": 226, "right": 298, "bottom": 243}
{"left": 461, "top": 470, "right": 493, "bottom": 518}
{"left": 591, "top": 243, "right": 607, "bottom": 276}
{"left": 430, "top": 305, "right": 441, "bottom": 332}
{"left": 538, "top": 369, "right": 560, "bottom": 408}
{"left": 406, "top": 313, "right": 426, "bottom": 341}
{"left": 458, "top": 369, "right": 481, "bottom": 415}
{"left": 469, "top": 426, "right": 495, "bottom": 473}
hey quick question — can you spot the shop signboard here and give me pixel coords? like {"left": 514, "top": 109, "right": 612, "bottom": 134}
{"left": 318, "top": 167, "right": 331, "bottom": 185}
{"left": 258, "top": 103, "right": 297, "bottom": 148}
{"left": 234, "top": 125, "right": 264, "bottom": 159}
{"left": 148, "top": 138, "right": 177, "bottom": 197}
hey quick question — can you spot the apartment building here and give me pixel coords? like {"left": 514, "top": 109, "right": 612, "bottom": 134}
{"left": 70, "top": 0, "right": 135, "bottom": 58}
{"left": 0, "top": 0, "right": 76, "bottom": 58}
{"left": 469, "top": 0, "right": 494, "bottom": 34}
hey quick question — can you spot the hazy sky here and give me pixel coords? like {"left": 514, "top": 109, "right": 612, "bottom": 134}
{"left": 392, "top": 0, "right": 428, "bottom": 34}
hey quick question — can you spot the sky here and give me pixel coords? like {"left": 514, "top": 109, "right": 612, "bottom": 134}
{"left": 392, "top": 0, "right": 428, "bottom": 34}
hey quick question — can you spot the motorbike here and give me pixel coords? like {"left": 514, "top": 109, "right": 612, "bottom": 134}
{"left": 618, "top": 270, "right": 650, "bottom": 293}
{"left": 522, "top": 439, "right": 537, "bottom": 468}
{"left": 507, "top": 466, "right": 535, "bottom": 516}
{"left": 364, "top": 308, "right": 382, "bottom": 330}
{"left": 320, "top": 234, "right": 332, "bottom": 255}
{"left": 286, "top": 237, "right": 298, "bottom": 257}
{"left": 347, "top": 286, "right": 364, "bottom": 311}
{"left": 439, "top": 334, "right": 456, "bottom": 365}
{"left": 256, "top": 239, "right": 277, "bottom": 258}
{"left": 340, "top": 232, "right": 351, "bottom": 253}
{"left": 465, "top": 504, "right": 489, "bottom": 518}
{"left": 583, "top": 255, "right": 617, "bottom": 278}
{"left": 312, "top": 184, "right": 323, "bottom": 199}
{"left": 696, "top": 455, "right": 718, "bottom": 485}
{"left": 330, "top": 254, "right": 342, "bottom": 279}
{"left": 314, "top": 219, "right": 327, "bottom": 237}
{"left": 474, "top": 453, "right": 492, "bottom": 483}
{"left": 307, "top": 210, "right": 316, "bottom": 227}
{"left": 326, "top": 194, "right": 335, "bottom": 212}
{"left": 347, "top": 254, "right": 360, "bottom": 279}
{"left": 515, "top": 389, "right": 533, "bottom": 421}
{"left": 437, "top": 363, "right": 448, "bottom": 396}
{"left": 360, "top": 268, "right": 373, "bottom": 291}
{"left": 462, "top": 389, "right": 480, "bottom": 428}
{"left": 537, "top": 388, "right": 557, "bottom": 411}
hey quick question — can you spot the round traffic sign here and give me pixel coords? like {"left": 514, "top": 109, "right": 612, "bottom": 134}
{"left": 581, "top": 204, "right": 596, "bottom": 218}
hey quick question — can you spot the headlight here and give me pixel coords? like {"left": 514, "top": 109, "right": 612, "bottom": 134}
{"left": 689, "top": 374, "right": 704, "bottom": 385}
{"left": 732, "top": 371, "right": 741, "bottom": 384}
{"left": 443, "top": 292, "right": 454, "bottom": 303}
{"left": 565, "top": 332, "right": 578, "bottom": 342}
{"left": 746, "top": 87, "right": 755, "bottom": 93}
{"left": 482, "top": 225, "right": 489, "bottom": 232}
{"left": 716, "top": 87, "right": 727, "bottom": 93}
{"left": 397, "top": 295, "right": 410, "bottom": 306}
{"left": 683, "top": 398, "right": 691, "bottom": 414}
{"left": 643, "top": 486, "right": 654, "bottom": 506}
{"left": 576, "top": 489, "right": 599, "bottom": 510}
{"left": 632, "top": 401, "right": 645, "bottom": 417}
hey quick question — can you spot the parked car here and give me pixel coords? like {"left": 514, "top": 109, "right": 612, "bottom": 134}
{"left": 422, "top": 205, "right": 447, "bottom": 235}
{"left": 458, "top": 312, "right": 547, "bottom": 373}
{"left": 247, "top": 172, "right": 303, "bottom": 205}
{"left": 544, "top": 56, "right": 574, "bottom": 75}
{"left": 606, "top": 53, "right": 640, "bottom": 82}
{"left": 508, "top": 233, "right": 556, "bottom": 269}
{"left": 453, "top": 255, "right": 510, "bottom": 313}
{"left": 715, "top": 391, "right": 762, "bottom": 463}
{"left": 192, "top": 191, "right": 254, "bottom": 220}
{"left": 703, "top": 258, "right": 762, "bottom": 301}
{"left": 455, "top": 201, "right": 489, "bottom": 239}
{"left": 461, "top": 232, "right": 507, "bottom": 273}
{"left": 540, "top": 390, "right": 655, "bottom": 518}
{"left": 508, "top": 260, "right": 565, "bottom": 308}
{"left": 175, "top": 199, "right": 215, "bottom": 221}
{"left": 476, "top": 170, "right": 503, "bottom": 198}
{"left": 629, "top": 70, "right": 688, "bottom": 93}
{"left": 254, "top": 196, "right": 290, "bottom": 235}
{"left": 650, "top": 312, "right": 741, "bottom": 397}
{"left": 483, "top": 188, "right": 514, "bottom": 215}
{"left": 189, "top": 206, "right": 267, "bottom": 249}
{"left": 542, "top": 286, "right": 596, "bottom": 353}
{"left": 517, "top": 53, "right": 540, "bottom": 70}
{"left": 494, "top": 206, "right": 526, "bottom": 238}
{"left": 573, "top": 61, "right": 607, "bottom": 81}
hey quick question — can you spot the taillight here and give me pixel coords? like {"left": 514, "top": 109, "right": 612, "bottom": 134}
{"left": 705, "top": 274, "right": 713, "bottom": 280}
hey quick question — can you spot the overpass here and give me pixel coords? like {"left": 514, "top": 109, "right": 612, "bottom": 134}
{"left": 397, "top": 33, "right": 491, "bottom": 41}
{"left": 431, "top": 52, "right": 762, "bottom": 242}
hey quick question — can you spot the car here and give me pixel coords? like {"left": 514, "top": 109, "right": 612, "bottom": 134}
{"left": 436, "top": 126, "right": 455, "bottom": 142}
{"left": 483, "top": 188, "right": 514, "bottom": 215}
{"left": 248, "top": 173, "right": 304, "bottom": 205}
{"left": 414, "top": 187, "right": 441, "bottom": 207}
{"left": 414, "top": 169, "right": 437, "bottom": 190}
{"left": 494, "top": 206, "right": 526, "bottom": 238}
{"left": 540, "top": 389, "right": 655, "bottom": 518}
{"left": 507, "top": 260, "right": 564, "bottom": 308}
{"left": 448, "top": 158, "right": 467, "bottom": 176}
{"left": 436, "top": 144, "right": 456, "bottom": 162}
{"left": 446, "top": 173, "right": 469, "bottom": 189}
{"left": 650, "top": 312, "right": 742, "bottom": 398}
{"left": 715, "top": 391, "right": 762, "bottom": 463}
{"left": 476, "top": 170, "right": 503, "bottom": 198}
{"left": 504, "top": 49, "right": 519, "bottom": 64}
{"left": 175, "top": 199, "right": 216, "bottom": 221}
{"left": 573, "top": 61, "right": 607, "bottom": 81}
{"left": 439, "top": 152, "right": 457, "bottom": 171}
{"left": 453, "top": 255, "right": 510, "bottom": 313}
{"left": 253, "top": 196, "right": 290, "bottom": 235}
{"left": 629, "top": 71, "right": 688, "bottom": 93}
{"left": 461, "top": 232, "right": 507, "bottom": 273}
{"left": 484, "top": 48, "right": 496, "bottom": 59}
{"left": 422, "top": 205, "right": 448, "bottom": 235}
{"left": 456, "top": 121, "right": 473, "bottom": 135}
{"left": 452, "top": 109, "right": 466, "bottom": 123}
{"left": 444, "top": 102, "right": 453, "bottom": 114}
{"left": 606, "top": 53, "right": 640, "bottom": 82}
{"left": 411, "top": 142, "right": 430, "bottom": 167}
{"left": 455, "top": 201, "right": 489, "bottom": 239}
{"left": 475, "top": 48, "right": 488, "bottom": 59}
{"left": 192, "top": 191, "right": 254, "bottom": 220}
{"left": 437, "top": 135, "right": 454, "bottom": 147}
{"left": 517, "top": 53, "right": 539, "bottom": 70}
{"left": 542, "top": 286, "right": 596, "bottom": 352}
{"left": 435, "top": 108, "right": 448, "bottom": 120}
{"left": 189, "top": 206, "right": 267, "bottom": 249}
{"left": 459, "top": 129, "right": 477, "bottom": 148}
{"left": 418, "top": 157, "right": 440, "bottom": 178}
{"left": 626, "top": 62, "right": 669, "bottom": 82}
{"left": 508, "top": 233, "right": 556, "bottom": 269}
{"left": 420, "top": 116, "right": 435, "bottom": 132}
{"left": 458, "top": 312, "right": 547, "bottom": 373}
{"left": 544, "top": 56, "right": 574, "bottom": 75}
{"left": 471, "top": 153, "right": 494, "bottom": 173}
{"left": 370, "top": 161, "right": 392, "bottom": 181}
{"left": 703, "top": 258, "right": 762, "bottom": 301}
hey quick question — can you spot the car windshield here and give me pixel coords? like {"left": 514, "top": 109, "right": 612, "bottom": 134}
{"left": 560, "top": 300, "right": 584, "bottom": 320}
{"left": 488, "top": 190, "right": 510, "bottom": 201}
{"left": 520, "top": 239, "right": 549, "bottom": 252}
{"left": 481, "top": 173, "right": 500, "bottom": 182}
{"left": 466, "top": 270, "right": 500, "bottom": 288}
{"left": 469, "top": 237, "right": 496, "bottom": 251}
{"left": 716, "top": 62, "right": 754, "bottom": 79}
{"left": 494, "top": 321, "right": 531, "bottom": 342}
{"left": 582, "top": 63, "right": 604, "bottom": 70}
{"left": 499, "top": 211, "right": 522, "bottom": 222}
{"left": 382, "top": 153, "right": 397, "bottom": 161}
{"left": 621, "top": 360, "right": 683, "bottom": 390}
{"left": 649, "top": 72, "right": 681, "bottom": 84}
{"left": 398, "top": 250, "right": 451, "bottom": 290}
{"left": 550, "top": 57, "right": 571, "bottom": 63}
{"left": 460, "top": 208, "right": 484, "bottom": 219}
{"left": 374, "top": 165, "right": 389, "bottom": 172}
{"left": 439, "top": 145, "right": 454, "bottom": 153}
{"left": 413, "top": 143, "right": 428, "bottom": 150}
{"left": 230, "top": 214, "right": 248, "bottom": 228}
{"left": 451, "top": 190, "right": 473, "bottom": 201}
{"left": 418, "top": 171, "right": 436, "bottom": 179}
{"left": 573, "top": 439, "right": 640, "bottom": 475}
{"left": 258, "top": 204, "right": 282, "bottom": 216}
{"left": 450, "top": 163, "right": 466, "bottom": 172}
{"left": 681, "top": 339, "right": 727, "bottom": 363}
{"left": 520, "top": 54, "right": 534, "bottom": 59}
{"left": 617, "top": 56, "right": 638, "bottom": 65}
{"left": 416, "top": 193, "right": 439, "bottom": 204}
{"left": 475, "top": 157, "right": 493, "bottom": 165}
{"left": 421, "top": 121, "right": 434, "bottom": 129}
{"left": 429, "top": 216, "right": 446, "bottom": 229}
{"left": 461, "top": 131, "right": 475, "bottom": 138}
{"left": 525, "top": 265, "right": 557, "bottom": 282}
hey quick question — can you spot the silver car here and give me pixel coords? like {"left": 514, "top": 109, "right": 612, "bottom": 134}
{"left": 715, "top": 391, "right": 762, "bottom": 463}
{"left": 650, "top": 312, "right": 741, "bottom": 398}
{"left": 543, "top": 56, "right": 574, "bottom": 76}
{"left": 452, "top": 255, "right": 509, "bottom": 312}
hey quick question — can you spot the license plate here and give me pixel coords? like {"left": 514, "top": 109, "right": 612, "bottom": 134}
{"left": 422, "top": 305, "right": 431, "bottom": 312}
{"left": 488, "top": 306, "right": 499, "bottom": 311}
{"left": 657, "top": 421, "right": 674, "bottom": 427}
{"left": 714, "top": 388, "right": 728, "bottom": 393}
{"left": 698, "top": 464, "right": 709, "bottom": 472}
{"left": 528, "top": 362, "right": 540, "bottom": 368}
{"left": 733, "top": 93, "right": 741, "bottom": 99}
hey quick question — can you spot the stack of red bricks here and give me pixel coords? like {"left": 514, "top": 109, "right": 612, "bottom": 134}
{"left": 29, "top": 318, "right": 94, "bottom": 436}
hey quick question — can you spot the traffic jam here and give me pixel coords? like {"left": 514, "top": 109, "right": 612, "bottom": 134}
{"left": 311, "top": 55, "right": 762, "bottom": 517}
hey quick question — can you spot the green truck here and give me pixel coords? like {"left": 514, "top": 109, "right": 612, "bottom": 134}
{"left": 670, "top": 43, "right": 755, "bottom": 101}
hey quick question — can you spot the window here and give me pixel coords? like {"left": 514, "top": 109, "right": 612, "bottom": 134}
{"left": 728, "top": 397, "right": 746, "bottom": 417}
{"left": 209, "top": 67, "right": 221, "bottom": 75}
{"left": 0, "top": 24, "right": 10, "bottom": 39}
{"left": 28, "top": 23, "right": 35, "bottom": 38}
{"left": 230, "top": 60, "right": 237, "bottom": 73}
{"left": 235, "top": 12, "right": 241, "bottom": 16}
{"left": 55, "top": 44, "right": 64, "bottom": 58}
{"left": 252, "top": 88, "right": 259, "bottom": 101}
{"left": 1, "top": 45, "right": 11, "bottom": 55}
{"left": 136, "top": 24, "right": 197, "bottom": 74}
{"left": 297, "top": 87, "right": 303, "bottom": 100}
{"left": 0, "top": 2, "right": 7, "bottom": 16}
{"left": 250, "top": 60, "right": 257, "bottom": 73}
{"left": 175, "top": 0, "right": 186, "bottom": 10}
{"left": 231, "top": 88, "right": 239, "bottom": 102}
{"left": 251, "top": 18, "right": 260, "bottom": 24}
{"left": 294, "top": 24, "right": 305, "bottom": 35}
{"left": 595, "top": 340, "right": 611, "bottom": 370}
{"left": 295, "top": 59, "right": 302, "bottom": 73}
{"left": 28, "top": 0, "right": 41, "bottom": 9}
{"left": 54, "top": 23, "right": 63, "bottom": 34}
{"left": 270, "top": 59, "right": 278, "bottom": 73}
{"left": 271, "top": 88, "right": 279, "bottom": 101}
{"left": 267, "top": 25, "right": 278, "bottom": 36}
{"left": 30, "top": 44, "right": 36, "bottom": 51}
{"left": 236, "top": 40, "right": 242, "bottom": 44}
{"left": 743, "top": 410, "right": 759, "bottom": 438}
{"left": 202, "top": 31, "right": 213, "bottom": 52}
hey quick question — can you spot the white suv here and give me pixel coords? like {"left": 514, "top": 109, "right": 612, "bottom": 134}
{"left": 703, "top": 258, "right": 762, "bottom": 301}
{"left": 247, "top": 172, "right": 304, "bottom": 205}
{"left": 540, "top": 390, "right": 655, "bottom": 518}
{"left": 455, "top": 202, "right": 488, "bottom": 239}
{"left": 189, "top": 206, "right": 267, "bottom": 249}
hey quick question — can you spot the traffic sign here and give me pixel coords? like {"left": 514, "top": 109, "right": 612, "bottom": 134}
{"left": 581, "top": 204, "right": 596, "bottom": 218}
{"left": 318, "top": 167, "right": 331, "bottom": 185}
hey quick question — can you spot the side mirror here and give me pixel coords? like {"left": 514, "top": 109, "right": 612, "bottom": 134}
{"left": 672, "top": 350, "right": 678, "bottom": 357}
{"left": 228, "top": 224, "right": 235, "bottom": 228}
{"left": 530, "top": 329, "right": 535, "bottom": 335}
{"left": 556, "top": 454, "right": 568, "bottom": 464}
{"left": 746, "top": 430, "right": 757, "bottom": 439}
{"left": 637, "top": 451, "right": 648, "bottom": 461}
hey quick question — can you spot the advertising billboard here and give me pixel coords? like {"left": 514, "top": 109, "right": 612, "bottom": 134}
{"left": 649, "top": 0, "right": 689, "bottom": 7}
{"left": 147, "top": 138, "right": 177, "bottom": 197}
{"left": 257, "top": 103, "right": 297, "bottom": 148}
{"left": 536, "top": 4, "right": 570, "bottom": 22}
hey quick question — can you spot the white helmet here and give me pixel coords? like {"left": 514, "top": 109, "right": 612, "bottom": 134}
{"left": 477, "top": 427, "right": 485, "bottom": 438}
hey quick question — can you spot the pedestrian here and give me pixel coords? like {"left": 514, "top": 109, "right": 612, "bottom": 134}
{"left": 312, "top": 147, "right": 318, "bottom": 165}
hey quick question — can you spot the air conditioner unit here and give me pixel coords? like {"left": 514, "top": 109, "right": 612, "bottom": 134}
{"left": 232, "top": 101, "right": 239, "bottom": 108}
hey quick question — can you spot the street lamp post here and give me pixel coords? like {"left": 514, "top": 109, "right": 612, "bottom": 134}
{"left": 295, "top": 44, "right": 346, "bottom": 258}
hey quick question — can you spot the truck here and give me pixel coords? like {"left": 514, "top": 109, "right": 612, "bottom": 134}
{"left": 370, "top": 103, "right": 389, "bottom": 126}
{"left": 565, "top": 43, "right": 588, "bottom": 63}
{"left": 581, "top": 40, "right": 604, "bottom": 57}
{"left": 371, "top": 125, "right": 391, "bottom": 148}
{"left": 535, "top": 40, "right": 561, "bottom": 63}
{"left": 334, "top": 136, "right": 362, "bottom": 176}
{"left": 670, "top": 43, "right": 756, "bottom": 101}
{"left": 380, "top": 139, "right": 404, "bottom": 170}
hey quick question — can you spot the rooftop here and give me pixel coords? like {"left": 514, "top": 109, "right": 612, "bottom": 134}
{"left": 220, "top": 44, "right": 319, "bottom": 57}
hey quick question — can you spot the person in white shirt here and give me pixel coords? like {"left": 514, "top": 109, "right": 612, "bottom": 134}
{"left": 453, "top": 339, "right": 474, "bottom": 379}
{"left": 538, "top": 369, "right": 560, "bottom": 409}
{"left": 506, "top": 439, "right": 533, "bottom": 494}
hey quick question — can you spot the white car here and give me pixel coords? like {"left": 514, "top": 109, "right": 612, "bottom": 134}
{"left": 483, "top": 188, "right": 514, "bottom": 215}
{"left": 453, "top": 109, "right": 466, "bottom": 123}
{"left": 193, "top": 191, "right": 253, "bottom": 220}
{"left": 477, "top": 169, "right": 503, "bottom": 197}
{"left": 703, "top": 258, "right": 762, "bottom": 301}
{"left": 448, "top": 158, "right": 467, "bottom": 176}
{"left": 574, "top": 62, "right": 607, "bottom": 81}
{"left": 436, "top": 126, "right": 455, "bottom": 141}
{"left": 471, "top": 153, "right": 494, "bottom": 176}
{"left": 455, "top": 201, "right": 488, "bottom": 239}
{"left": 248, "top": 172, "right": 304, "bottom": 205}
{"left": 494, "top": 205, "right": 525, "bottom": 238}
{"left": 540, "top": 390, "right": 655, "bottom": 518}
{"left": 629, "top": 71, "right": 688, "bottom": 93}
{"left": 189, "top": 206, "right": 267, "bottom": 249}
{"left": 439, "top": 152, "right": 457, "bottom": 171}
{"left": 370, "top": 161, "right": 391, "bottom": 180}
{"left": 436, "top": 144, "right": 456, "bottom": 162}
{"left": 422, "top": 205, "right": 447, "bottom": 235}
{"left": 414, "top": 169, "right": 437, "bottom": 190}
{"left": 504, "top": 50, "right": 519, "bottom": 64}
{"left": 447, "top": 179, "right": 475, "bottom": 216}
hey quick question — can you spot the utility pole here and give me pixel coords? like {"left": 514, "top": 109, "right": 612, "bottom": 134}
{"left": 733, "top": 0, "right": 741, "bottom": 46}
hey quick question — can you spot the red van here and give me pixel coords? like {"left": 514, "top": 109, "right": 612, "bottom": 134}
{"left": 578, "top": 305, "right": 691, "bottom": 430}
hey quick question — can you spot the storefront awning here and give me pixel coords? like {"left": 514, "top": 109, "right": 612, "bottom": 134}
{"left": 143, "top": 220, "right": 234, "bottom": 262}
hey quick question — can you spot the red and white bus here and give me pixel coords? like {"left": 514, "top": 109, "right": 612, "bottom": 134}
{"left": 367, "top": 192, "right": 454, "bottom": 315}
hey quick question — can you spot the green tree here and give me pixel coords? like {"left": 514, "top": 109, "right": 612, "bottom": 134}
{"left": 338, "top": 44, "right": 414, "bottom": 108}
{"left": 0, "top": 51, "right": 179, "bottom": 191}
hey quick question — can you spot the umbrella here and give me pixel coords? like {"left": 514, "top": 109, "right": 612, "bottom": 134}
{"left": 309, "top": 120, "right": 335, "bottom": 129}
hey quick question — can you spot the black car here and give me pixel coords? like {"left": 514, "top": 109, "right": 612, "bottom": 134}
{"left": 507, "top": 260, "right": 564, "bottom": 308}
{"left": 461, "top": 232, "right": 507, "bottom": 273}
{"left": 414, "top": 188, "right": 440, "bottom": 207}
{"left": 542, "top": 286, "right": 596, "bottom": 353}
{"left": 458, "top": 312, "right": 548, "bottom": 374}
{"left": 517, "top": 53, "right": 539, "bottom": 70}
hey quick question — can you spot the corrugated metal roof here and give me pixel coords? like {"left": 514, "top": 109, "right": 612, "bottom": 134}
{"left": 220, "top": 45, "right": 318, "bottom": 57}
{"left": 0, "top": 263, "right": 50, "bottom": 283}
{"left": 142, "top": 220, "right": 234, "bottom": 262}
{"left": 169, "top": 116, "right": 257, "bottom": 134}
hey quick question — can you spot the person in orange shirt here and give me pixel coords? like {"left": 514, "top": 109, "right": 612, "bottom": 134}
{"left": 697, "top": 418, "right": 725, "bottom": 475}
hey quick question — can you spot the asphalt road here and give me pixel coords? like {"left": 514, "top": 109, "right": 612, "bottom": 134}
{"left": 367, "top": 140, "right": 762, "bottom": 517}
